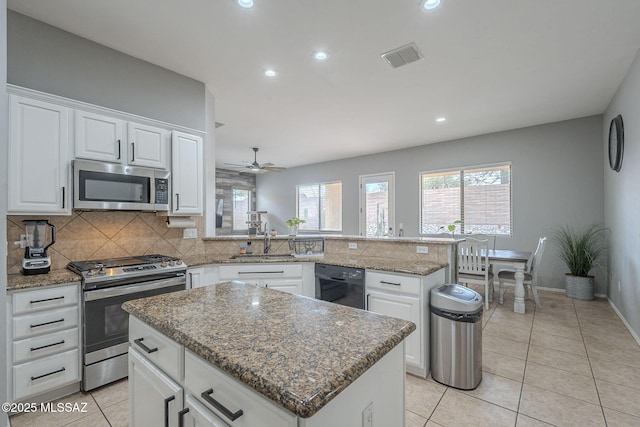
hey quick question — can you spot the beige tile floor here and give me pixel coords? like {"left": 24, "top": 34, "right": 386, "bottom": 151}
{"left": 10, "top": 288, "right": 640, "bottom": 426}
{"left": 407, "top": 287, "right": 640, "bottom": 427}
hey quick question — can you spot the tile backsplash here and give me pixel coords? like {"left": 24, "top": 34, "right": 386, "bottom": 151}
{"left": 7, "top": 212, "right": 205, "bottom": 274}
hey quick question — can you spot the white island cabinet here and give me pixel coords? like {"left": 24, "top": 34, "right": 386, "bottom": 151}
{"left": 366, "top": 267, "right": 445, "bottom": 378}
{"left": 125, "top": 283, "right": 413, "bottom": 427}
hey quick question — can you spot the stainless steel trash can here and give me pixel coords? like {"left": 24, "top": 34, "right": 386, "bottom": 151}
{"left": 430, "top": 284, "right": 483, "bottom": 390}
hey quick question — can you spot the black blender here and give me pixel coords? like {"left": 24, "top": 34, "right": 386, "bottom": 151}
{"left": 22, "top": 219, "right": 56, "bottom": 275}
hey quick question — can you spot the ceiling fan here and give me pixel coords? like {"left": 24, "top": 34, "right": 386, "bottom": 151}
{"left": 224, "top": 147, "right": 287, "bottom": 173}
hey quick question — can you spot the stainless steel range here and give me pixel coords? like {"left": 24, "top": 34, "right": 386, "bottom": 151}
{"left": 67, "top": 254, "right": 187, "bottom": 391}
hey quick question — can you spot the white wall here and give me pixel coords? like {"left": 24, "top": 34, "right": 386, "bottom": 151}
{"left": 604, "top": 49, "right": 640, "bottom": 338}
{"left": 258, "top": 116, "right": 605, "bottom": 292}
{"left": 7, "top": 11, "right": 205, "bottom": 131}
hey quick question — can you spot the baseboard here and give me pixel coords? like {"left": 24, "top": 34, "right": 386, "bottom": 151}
{"left": 608, "top": 299, "right": 640, "bottom": 347}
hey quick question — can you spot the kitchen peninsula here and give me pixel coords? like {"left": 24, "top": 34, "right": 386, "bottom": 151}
{"left": 123, "top": 281, "right": 415, "bottom": 426}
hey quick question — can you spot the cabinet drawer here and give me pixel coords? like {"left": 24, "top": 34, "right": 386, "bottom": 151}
{"left": 184, "top": 350, "right": 296, "bottom": 427}
{"left": 366, "top": 270, "right": 421, "bottom": 295}
{"left": 13, "top": 327, "right": 79, "bottom": 364}
{"left": 13, "top": 284, "right": 79, "bottom": 315}
{"left": 219, "top": 263, "right": 302, "bottom": 280}
{"left": 13, "top": 306, "right": 79, "bottom": 340}
{"left": 13, "top": 349, "right": 80, "bottom": 401}
{"left": 129, "top": 316, "right": 183, "bottom": 381}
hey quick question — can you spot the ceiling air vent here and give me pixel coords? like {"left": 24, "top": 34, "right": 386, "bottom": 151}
{"left": 381, "top": 42, "right": 423, "bottom": 69}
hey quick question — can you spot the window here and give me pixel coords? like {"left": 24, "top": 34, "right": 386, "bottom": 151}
{"left": 420, "top": 163, "right": 511, "bottom": 235}
{"left": 232, "top": 188, "right": 251, "bottom": 231}
{"left": 297, "top": 182, "right": 342, "bottom": 231}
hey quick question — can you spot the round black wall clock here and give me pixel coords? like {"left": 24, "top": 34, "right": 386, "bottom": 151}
{"left": 608, "top": 114, "right": 624, "bottom": 172}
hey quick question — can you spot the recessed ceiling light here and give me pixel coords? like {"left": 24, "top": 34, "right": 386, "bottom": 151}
{"left": 421, "top": 0, "right": 440, "bottom": 11}
{"left": 237, "top": 0, "right": 254, "bottom": 8}
{"left": 313, "top": 51, "right": 329, "bottom": 61}
{"left": 264, "top": 69, "right": 277, "bottom": 77}
{"left": 436, "top": 117, "right": 446, "bottom": 122}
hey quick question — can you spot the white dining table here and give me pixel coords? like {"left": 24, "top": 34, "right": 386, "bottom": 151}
{"left": 487, "top": 249, "right": 531, "bottom": 314}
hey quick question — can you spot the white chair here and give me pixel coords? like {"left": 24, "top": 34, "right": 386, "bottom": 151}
{"left": 457, "top": 238, "right": 494, "bottom": 310}
{"left": 498, "top": 237, "right": 547, "bottom": 309}
{"left": 466, "top": 234, "right": 496, "bottom": 250}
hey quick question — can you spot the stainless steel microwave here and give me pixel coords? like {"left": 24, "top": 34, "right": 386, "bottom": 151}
{"left": 73, "top": 159, "right": 170, "bottom": 211}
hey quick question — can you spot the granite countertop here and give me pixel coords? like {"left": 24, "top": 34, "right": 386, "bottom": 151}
{"left": 6, "top": 269, "right": 80, "bottom": 291}
{"left": 7, "top": 255, "right": 447, "bottom": 291}
{"left": 188, "top": 254, "right": 447, "bottom": 276}
{"left": 122, "top": 281, "right": 415, "bottom": 418}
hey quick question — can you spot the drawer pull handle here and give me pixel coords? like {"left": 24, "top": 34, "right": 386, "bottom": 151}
{"left": 201, "top": 388, "right": 244, "bottom": 421}
{"left": 164, "top": 395, "right": 175, "bottom": 427}
{"left": 31, "top": 340, "right": 65, "bottom": 352}
{"left": 380, "top": 280, "right": 402, "bottom": 286}
{"left": 31, "top": 367, "right": 65, "bottom": 381}
{"left": 30, "top": 318, "right": 64, "bottom": 328}
{"left": 30, "top": 296, "right": 65, "bottom": 304}
{"left": 238, "top": 271, "right": 284, "bottom": 275}
{"left": 134, "top": 338, "right": 158, "bottom": 354}
{"left": 178, "top": 408, "right": 189, "bottom": 427}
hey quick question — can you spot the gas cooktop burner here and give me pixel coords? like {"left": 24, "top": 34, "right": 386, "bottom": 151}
{"left": 67, "top": 254, "right": 186, "bottom": 288}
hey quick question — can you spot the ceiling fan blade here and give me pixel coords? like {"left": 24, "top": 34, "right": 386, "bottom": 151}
{"left": 260, "top": 162, "right": 274, "bottom": 167}
{"left": 263, "top": 166, "right": 287, "bottom": 172}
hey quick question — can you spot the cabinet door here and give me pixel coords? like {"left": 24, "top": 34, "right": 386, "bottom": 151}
{"left": 188, "top": 268, "right": 204, "bottom": 289}
{"left": 129, "top": 347, "right": 184, "bottom": 427}
{"left": 8, "top": 95, "right": 71, "bottom": 214}
{"left": 171, "top": 131, "right": 203, "bottom": 215}
{"left": 265, "top": 279, "right": 302, "bottom": 296}
{"left": 75, "top": 110, "right": 124, "bottom": 162}
{"left": 127, "top": 122, "right": 169, "bottom": 169}
{"left": 367, "top": 290, "right": 422, "bottom": 369}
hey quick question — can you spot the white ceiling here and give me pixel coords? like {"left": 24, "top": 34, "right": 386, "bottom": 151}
{"left": 8, "top": 0, "right": 640, "bottom": 169}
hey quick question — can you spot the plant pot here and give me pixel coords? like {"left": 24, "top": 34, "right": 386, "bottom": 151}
{"left": 288, "top": 225, "right": 298, "bottom": 236}
{"left": 565, "top": 274, "right": 594, "bottom": 300}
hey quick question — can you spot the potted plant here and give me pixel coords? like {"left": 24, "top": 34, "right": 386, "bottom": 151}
{"left": 439, "top": 220, "right": 462, "bottom": 238}
{"left": 552, "top": 223, "right": 607, "bottom": 300}
{"left": 285, "top": 217, "right": 305, "bottom": 235}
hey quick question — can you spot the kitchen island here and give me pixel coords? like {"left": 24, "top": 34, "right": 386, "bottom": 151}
{"left": 123, "top": 281, "right": 415, "bottom": 426}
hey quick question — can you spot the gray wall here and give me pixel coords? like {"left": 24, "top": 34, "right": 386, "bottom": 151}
{"left": 604, "top": 49, "right": 640, "bottom": 338}
{"left": 7, "top": 11, "right": 205, "bottom": 131}
{"left": 257, "top": 116, "right": 605, "bottom": 292}
{"left": 1, "top": 2, "right": 9, "bottom": 425}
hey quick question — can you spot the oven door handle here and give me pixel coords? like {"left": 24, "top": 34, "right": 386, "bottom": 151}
{"left": 84, "top": 275, "right": 185, "bottom": 301}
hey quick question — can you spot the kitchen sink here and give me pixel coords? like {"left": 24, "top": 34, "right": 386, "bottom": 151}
{"left": 230, "top": 253, "right": 296, "bottom": 260}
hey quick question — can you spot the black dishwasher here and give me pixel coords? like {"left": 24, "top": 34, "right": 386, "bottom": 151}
{"left": 315, "top": 263, "right": 365, "bottom": 309}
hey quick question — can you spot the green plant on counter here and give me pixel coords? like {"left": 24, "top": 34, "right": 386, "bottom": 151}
{"left": 440, "top": 220, "right": 462, "bottom": 237}
{"left": 285, "top": 217, "right": 306, "bottom": 227}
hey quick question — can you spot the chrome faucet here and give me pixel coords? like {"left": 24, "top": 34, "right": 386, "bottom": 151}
{"left": 264, "top": 225, "right": 271, "bottom": 254}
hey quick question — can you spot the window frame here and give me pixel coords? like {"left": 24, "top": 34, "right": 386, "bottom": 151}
{"left": 418, "top": 162, "right": 513, "bottom": 236}
{"left": 295, "top": 181, "right": 343, "bottom": 232}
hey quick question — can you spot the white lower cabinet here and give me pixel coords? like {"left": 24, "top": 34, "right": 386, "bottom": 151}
{"left": 128, "top": 316, "right": 296, "bottom": 427}
{"left": 129, "top": 347, "right": 184, "bottom": 427}
{"left": 365, "top": 268, "right": 445, "bottom": 378}
{"left": 217, "top": 263, "right": 308, "bottom": 296}
{"left": 368, "top": 290, "right": 421, "bottom": 367}
{"left": 7, "top": 283, "right": 81, "bottom": 403}
{"left": 184, "top": 350, "right": 296, "bottom": 427}
{"left": 188, "top": 266, "right": 221, "bottom": 289}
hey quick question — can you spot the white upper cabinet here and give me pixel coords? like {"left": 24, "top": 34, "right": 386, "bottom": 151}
{"left": 74, "top": 110, "right": 124, "bottom": 162}
{"left": 8, "top": 94, "right": 72, "bottom": 214}
{"left": 171, "top": 131, "right": 203, "bottom": 215}
{"left": 128, "top": 122, "right": 170, "bottom": 169}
